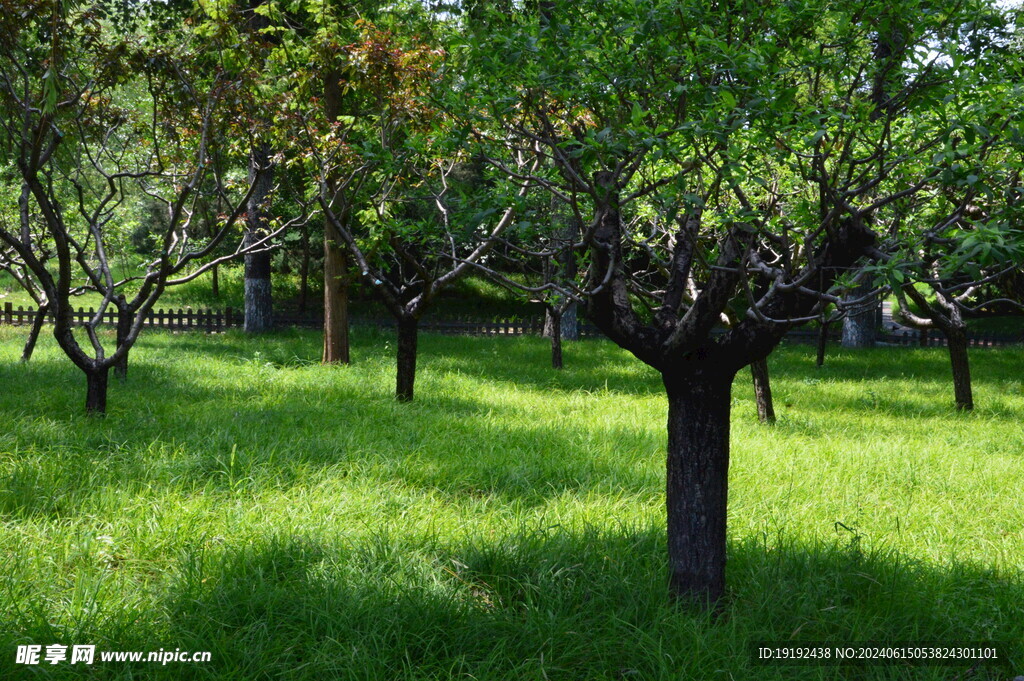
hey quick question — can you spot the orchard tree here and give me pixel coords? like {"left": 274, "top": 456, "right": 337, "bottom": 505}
{"left": 888, "top": 218, "right": 1024, "bottom": 411}
{"left": 462, "top": 0, "right": 1022, "bottom": 605}
{"left": 0, "top": 0, "right": 297, "bottom": 413}
{"left": 306, "top": 21, "right": 533, "bottom": 400}
{"left": 878, "top": 10, "right": 1024, "bottom": 410}
{"left": 251, "top": 0, "right": 447, "bottom": 363}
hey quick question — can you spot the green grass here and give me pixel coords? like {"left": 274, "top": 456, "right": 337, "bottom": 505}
{"left": 0, "top": 327, "right": 1022, "bottom": 680}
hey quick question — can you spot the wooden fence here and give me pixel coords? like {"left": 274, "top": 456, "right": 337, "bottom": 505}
{"left": 2, "top": 301, "right": 1020, "bottom": 346}
{"left": 781, "top": 327, "right": 1019, "bottom": 348}
{"left": 0, "top": 302, "right": 548, "bottom": 337}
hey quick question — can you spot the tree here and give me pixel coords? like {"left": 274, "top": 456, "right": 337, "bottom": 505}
{"left": 255, "top": 0, "right": 445, "bottom": 364}
{"left": 880, "top": 11, "right": 1024, "bottom": 410}
{"left": 241, "top": 0, "right": 277, "bottom": 334}
{"left": 0, "top": 0, "right": 294, "bottom": 413}
{"left": 307, "top": 21, "right": 533, "bottom": 401}
{"left": 840, "top": 280, "right": 881, "bottom": 347}
{"left": 463, "top": 0, "right": 1020, "bottom": 605}
{"left": 889, "top": 224, "right": 1024, "bottom": 411}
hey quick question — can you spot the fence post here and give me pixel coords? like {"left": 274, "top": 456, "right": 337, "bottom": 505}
{"left": 919, "top": 329, "right": 928, "bottom": 347}
{"left": 3, "top": 302, "right": 11, "bottom": 325}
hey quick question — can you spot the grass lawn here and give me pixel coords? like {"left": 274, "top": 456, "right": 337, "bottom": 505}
{"left": 0, "top": 326, "right": 1021, "bottom": 680}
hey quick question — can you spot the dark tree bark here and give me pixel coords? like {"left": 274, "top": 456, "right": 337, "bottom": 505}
{"left": 396, "top": 315, "right": 419, "bottom": 402}
{"left": 543, "top": 299, "right": 580, "bottom": 343}
{"left": 947, "top": 324, "right": 973, "bottom": 411}
{"left": 85, "top": 365, "right": 110, "bottom": 415}
{"left": 816, "top": 318, "right": 830, "bottom": 367}
{"left": 750, "top": 357, "right": 776, "bottom": 424}
{"left": 20, "top": 302, "right": 48, "bottom": 362}
{"left": 114, "top": 297, "right": 131, "bottom": 380}
{"left": 549, "top": 306, "right": 563, "bottom": 369}
{"left": 211, "top": 263, "right": 220, "bottom": 298}
{"left": 664, "top": 367, "right": 736, "bottom": 606}
{"left": 545, "top": 217, "right": 580, "bottom": 342}
{"left": 896, "top": 284, "right": 977, "bottom": 411}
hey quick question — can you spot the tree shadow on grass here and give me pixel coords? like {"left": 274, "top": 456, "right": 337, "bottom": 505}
{"left": 4, "top": 526, "right": 1019, "bottom": 680}
{"left": 0, "top": 348, "right": 666, "bottom": 520}
{"left": 417, "top": 333, "right": 664, "bottom": 397}
{"left": 4, "top": 337, "right": 1022, "bottom": 523}
{"left": 778, "top": 344, "right": 1024, "bottom": 391}
{"left": 157, "top": 530, "right": 1024, "bottom": 681}
{"left": 743, "top": 345, "right": 1024, "bottom": 427}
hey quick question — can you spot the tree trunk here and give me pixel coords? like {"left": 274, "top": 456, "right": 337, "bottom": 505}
{"left": 321, "top": 67, "right": 351, "bottom": 362}
{"left": 322, "top": 232, "right": 350, "bottom": 364}
{"left": 396, "top": 315, "right": 419, "bottom": 402}
{"left": 114, "top": 302, "right": 131, "bottom": 381}
{"left": 211, "top": 263, "right": 220, "bottom": 299}
{"left": 561, "top": 302, "right": 579, "bottom": 341}
{"left": 663, "top": 369, "right": 735, "bottom": 606}
{"left": 816, "top": 318, "right": 830, "bottom": 367}
{"left": 298, "top": 223, "right": 310, "bottom": 314}
{"left": 85, "top": 365, "right": 110, "bottom": 415}
{"left": 550, "top": 307, "right": 563, "bottom": 369}
{"left": 750, "top": 357, "right": 775, "bottom": 424}
{"left": 546, "top": 302, "right": 580, "bottom": 342}
{"left": 558, "top": 220, "right": 580, "bottom": 341}
{"left": 244, "top": 143, "right": 274, "bottom": 333}
{"left": 841, "top": 282, "right": 878, "bottom": 348}
{"left": 21, "top": 302, "right": 48, "bottom": 362}
{"left": 947, "top": 325, "right": 973, "bottom": 411}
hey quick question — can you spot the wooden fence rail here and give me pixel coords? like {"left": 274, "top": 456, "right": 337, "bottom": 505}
{"left": 2, "top": 301, "right": 1020, "bottom": 347}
